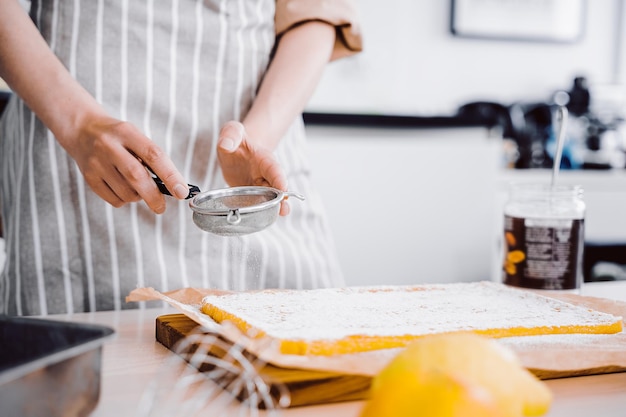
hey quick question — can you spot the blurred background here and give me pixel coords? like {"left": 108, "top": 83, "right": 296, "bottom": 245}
{"left": 302, "top": 0, "right": 626, "bottom": 286}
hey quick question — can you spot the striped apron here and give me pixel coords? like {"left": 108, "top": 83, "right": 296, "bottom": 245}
{"left": 0, "top": 0, "right": 344, "bottom": 316}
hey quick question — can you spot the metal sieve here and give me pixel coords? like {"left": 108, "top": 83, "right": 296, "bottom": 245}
{"left": 150, "top": 169, "right": 304, "bottom": 236}
{"left": 188, "top": 186, "right": 305, "bottom": 236}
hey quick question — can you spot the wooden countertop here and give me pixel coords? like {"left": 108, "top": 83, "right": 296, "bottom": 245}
{"left": 46, "top": 281, "right": 626, "bottom": 417}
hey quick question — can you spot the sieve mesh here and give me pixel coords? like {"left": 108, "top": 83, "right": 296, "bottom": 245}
{"left": 188, "top": 187, "right": 304, "bottom": 235}
{"left": 196, "top": 194, "right": 275, "bottom": 211}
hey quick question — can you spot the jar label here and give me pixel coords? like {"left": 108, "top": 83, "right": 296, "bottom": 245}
{"left": 503, "top": 215, "right": 584, "bottom": 290}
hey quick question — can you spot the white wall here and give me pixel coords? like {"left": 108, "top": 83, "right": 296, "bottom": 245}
{"left": 308, "top": 0, "right": 624, "bottom": 116}
{"left": 306, "top": 125, "right": 502, "bottom": 287}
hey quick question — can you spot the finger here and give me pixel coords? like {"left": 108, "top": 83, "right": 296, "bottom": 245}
{"left": 130, "top": 141, "right": 189, "bottom": 201}
{"left": 83, "top": 163, "right": 139, "bottom": 207}
{"left": 257, "top": 152, "right": 288, "bottom": 191}
{"left": 122, "top": 159, "right": 168, "bottom": 213}
{"left": 106, "top": 148, "right": 167, "bottom": 213}
{"left": 107, "top": 168, "right": 142, "bottom": 203}
{"left": 279, "top": 200, "right": 290, "bottom": 216}
{"left": 87, "top": 177, "right": 126, "bottom": 208}
{"left": 107, "top": 184, "right": 141, "bottom": 204}
{"left": 141, "top": 190, "right": 167, "bottom": 214}
{"left": 126, "top": 168, "right": 167, "bottom": 213}
{"left": 218, "top": 121, "right": 245, "bottom": 153}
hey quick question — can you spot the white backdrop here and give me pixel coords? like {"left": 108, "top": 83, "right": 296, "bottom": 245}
{"left": 305, "top": 125, "right": 501, "bottom": 286}
{"left": 307, "top": 0, "right": 623, "bottom": 116}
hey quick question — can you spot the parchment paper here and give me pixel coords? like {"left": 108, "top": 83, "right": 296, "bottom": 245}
{"left": 126, "top": 287, "right": 626, "bottom": 379}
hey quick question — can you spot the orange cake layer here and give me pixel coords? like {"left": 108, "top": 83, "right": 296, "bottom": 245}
{"left": 200, "top": 281, "right": 623, "bottom": 356}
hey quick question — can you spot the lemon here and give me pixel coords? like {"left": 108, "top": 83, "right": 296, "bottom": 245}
{"left": 360, "top": 333, "right": 552, "bottom": 417}
{"left": 360, "top": 368, "right": 502, "bottom": 417}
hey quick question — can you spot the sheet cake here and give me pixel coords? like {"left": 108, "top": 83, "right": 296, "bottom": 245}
{"left": 200, "top": 281, "right": 623, "bottom": 356}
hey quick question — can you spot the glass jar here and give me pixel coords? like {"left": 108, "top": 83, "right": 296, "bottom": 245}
{"left": 502, "top": 183, "right": 585, "bottom": 291}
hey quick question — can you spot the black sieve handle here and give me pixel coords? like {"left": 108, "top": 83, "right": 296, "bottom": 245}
{"left": 149, "top": 171, "right": 200, "bottom": 200}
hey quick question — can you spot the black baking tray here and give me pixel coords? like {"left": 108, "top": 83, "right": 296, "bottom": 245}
{"left": 0, "top": 315, "right": 115, "bottom": 417}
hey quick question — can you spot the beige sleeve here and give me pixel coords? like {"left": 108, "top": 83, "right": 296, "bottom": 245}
{"left": 275, "top": 0, "right": 363, "bottom": 61}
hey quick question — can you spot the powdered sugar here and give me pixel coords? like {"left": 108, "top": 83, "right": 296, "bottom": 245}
{"left": 201, "top": 281, "right": 623, "bottom": 341}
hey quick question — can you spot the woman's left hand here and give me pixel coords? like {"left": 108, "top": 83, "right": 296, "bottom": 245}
{"left": 217, "top": 121, "right": 290, "bottom": 216}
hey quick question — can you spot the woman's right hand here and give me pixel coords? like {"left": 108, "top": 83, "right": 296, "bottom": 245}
{"left": 62, "top": 114, "right": 189, "bottom": 214}
{"left": 0, "top": 1, "right": 188, "bottom": 214}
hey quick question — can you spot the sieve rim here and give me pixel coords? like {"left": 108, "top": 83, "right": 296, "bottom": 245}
{"left": 188, "top": 186, "right": 283, "bottom": 216}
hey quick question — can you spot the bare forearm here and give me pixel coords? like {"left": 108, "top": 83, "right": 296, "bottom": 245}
{"left": 243, "top": 21, "right": 335, "bottom": 150}
{"left": 0, "top": 1, "right": 189, "bottom": 211}
{"left": 0, "top": 0, "right": 103, "bottom": 146}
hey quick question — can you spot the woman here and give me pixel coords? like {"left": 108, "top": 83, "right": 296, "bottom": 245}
{"left": 0, "top": 0, "right": 362, "bottom": 316}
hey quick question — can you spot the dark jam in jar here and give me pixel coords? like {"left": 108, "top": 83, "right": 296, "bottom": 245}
{"left": 502, "top": 184, "right": 585, "bottom": 291}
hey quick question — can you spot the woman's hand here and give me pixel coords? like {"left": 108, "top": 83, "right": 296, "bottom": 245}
{"left": 215, "top": 22, "right": 336, "bottom": 217}
{"left": 217, "top": 121, "right": 290, "bottom": 215}
{"left": 0, "top": 1, "right": 189, "bottom": 214}
{"left": 217, "top": 21, "right": 335, "bottom": 217}
{"left": 62, "top": 114, "right": 189, "bottom": 214}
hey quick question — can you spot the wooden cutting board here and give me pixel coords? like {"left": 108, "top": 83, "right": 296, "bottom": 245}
{"left": 156, "top": 313, "right": 372, "bottom": 407}
{"left": 155, "top": 298, "right": 626, "bottom": 408}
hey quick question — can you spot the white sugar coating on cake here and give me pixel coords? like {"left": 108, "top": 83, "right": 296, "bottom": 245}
{"left": 201, "top": 281, "right": 622, "bottom": 341}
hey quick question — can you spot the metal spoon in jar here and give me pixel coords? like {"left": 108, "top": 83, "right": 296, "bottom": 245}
{"left": 551, "top": 105, "right": 569, "bottom": 188}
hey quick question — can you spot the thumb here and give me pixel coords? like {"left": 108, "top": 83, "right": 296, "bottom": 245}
{"left": 218, "top": 121, "right": 245, "bottom": 153}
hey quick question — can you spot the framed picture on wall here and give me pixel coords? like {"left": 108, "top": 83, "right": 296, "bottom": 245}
{"left": 450, "top": 0, "right": 586, "bottom": 43}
